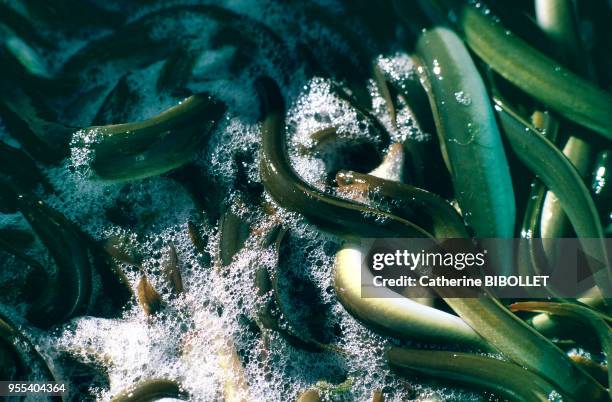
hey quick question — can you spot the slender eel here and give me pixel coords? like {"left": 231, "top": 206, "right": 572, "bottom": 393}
{"left": 71, "top": 94, "right": 225, "bottom": 182}
{"left": 219, "top": 208, "right": 250, "bottom": 267}
{"left": 0, "top": 182, "right": 92, "bottom": 328}
{"left": 156, "top": 47, "right": 198, "bottom": 94}
{"left": 539, "top": 137, "right": 592, "bottom": 258}
{"left": 510, "top": 301, "right": 611, "bottom": 398}
{"left": 334, "top": 243, "right": 488, "bottom": 349}
{"left": 535, "top": 0, "right": 592, "bottom": 75}
{"left": 494, "top": 96, "right": 611, "bottom": 298}
{"left": 386, "top": 347, "right": 565, "bottom": 402}
{"left": 255, "top": 229, "right": 334, "bottom": 353}
{"left": 372, "top": 64, "right": 397, "bottom": 129}
{"left": 109, "top": 379, "right": 188, "bottom": 402}
{"left": 137, "top": 273, "right": 163, "bottom": 316}
{"left": 371, "top": 64, "right": 439, "bottom": 190}
{"left": 415, "top": 27, "right": 515, "bottom": 241}
{"left": 568, "top": 353, "right": 608, "bottom": 386}
{"left": 92, "top": 75, "right": 139, "bottom": 126}
{"left": 529, "top": 294, "right": 607, "bottom": 340}
{"left": 417, "top": 0, "right": 612, "bottom": 139}
{"left": 2, "top": 35, "right": 50, "bottom": 80}
{"left": 163, "top": 243, "right": 184, "bottom": 294}
{"left": 0, "top": 85, "right": 73, "bottom": 164}
{"left": 534, "top": 0, "right": 595, "bottom": 262}
{"left": 187, "top": 220, "right": 208, "bottom": 255}
{"left": 513, "top": 109, "right": 565, "bottom": 298}
{"left": 258, "top": 78, "right": 426, "bottom": 240}
{"left": 87, "top": 237, "right": 133, "bottom": 310}
{"left": 336, "top": 171, "right": 468, "bottom": 238}
{"left": 416, "top": 27, "right": 515, "bottom": 281}
{"left": 0, "top": 312, "right": 58, "bottom": 384}
{"left": 0, "top": 3, "right": 51, "bottom": 48}
{"left": 0, "top": 28, "right": 77, "bottom": 96}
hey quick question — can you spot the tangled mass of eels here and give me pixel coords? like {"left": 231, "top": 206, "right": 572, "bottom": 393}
{"left": 0, "top": 0, "right": 611, "bottom": 401}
